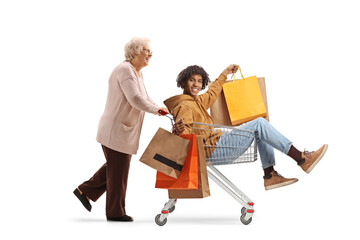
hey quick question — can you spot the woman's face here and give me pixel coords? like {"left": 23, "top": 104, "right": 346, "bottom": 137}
{"left": 133, "top": 44, "right": 152, "bottom": 67}
{"left": 184, "top": 74, "right": 203, "bottom": 97}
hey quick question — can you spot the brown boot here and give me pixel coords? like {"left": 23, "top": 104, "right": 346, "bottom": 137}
{"left": 299, "top": 144, "right": 328, "bottom": 173}
{"left": 264, "top": 171, "right": 298, "bottom": 190}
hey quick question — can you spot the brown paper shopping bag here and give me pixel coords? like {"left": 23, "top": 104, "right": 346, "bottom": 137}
{"left": 139, "top": 128, "right": 191, "bottom": 179}
{"left": 257, "top": 77, "right": 269, "bottom": 122}
{"left": 168, "top": 136, "right": 210, "bottom": 198}
{"left": 210, "top": 77, "right": 269, "bottom": 126}
{"left": 210, "top": 80, "right": 232, "bottom": 126}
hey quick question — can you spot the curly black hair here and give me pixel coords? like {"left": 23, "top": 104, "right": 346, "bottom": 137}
{"left": 176, "top": 65, "right": 210, "bottom": 90}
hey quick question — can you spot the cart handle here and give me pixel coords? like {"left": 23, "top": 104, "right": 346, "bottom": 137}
{"left": 158, "top": 109, "right": 169, "bottom": 116}
{"left": 158, "top": 110, "right": 177, "bottom": 132}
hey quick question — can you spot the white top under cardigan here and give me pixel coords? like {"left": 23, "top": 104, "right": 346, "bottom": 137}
{"left": 96, "top": 61, "right": 159, "bottom": 154}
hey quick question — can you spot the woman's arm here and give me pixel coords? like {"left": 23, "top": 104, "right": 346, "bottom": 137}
{"left": 120, "top": 73, "right": 160, "bottom": 115}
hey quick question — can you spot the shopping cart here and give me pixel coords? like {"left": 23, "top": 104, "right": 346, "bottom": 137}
{"left": 155, "top": 121, "right": 258, "bottom": 226}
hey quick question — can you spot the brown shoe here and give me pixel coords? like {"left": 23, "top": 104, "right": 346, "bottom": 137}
{"left": 264, "top": 171, "right": 298, "bottom": 190}
{"left": 299, "top": 144, "right": 328, "bottom": 173}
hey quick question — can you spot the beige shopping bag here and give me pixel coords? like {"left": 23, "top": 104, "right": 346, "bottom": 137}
{"left": 168, "top": 136, "right": 210, "bottom": 198}
{"left": 210, "top": 77, "right": 269, "bottom": 126}
{"left": 139, "top": 128, "right": 191, "bottom": 179}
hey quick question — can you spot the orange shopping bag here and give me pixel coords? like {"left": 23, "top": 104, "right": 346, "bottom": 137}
{"left": 155, "top": 134, "right": 198, "bottom": 189}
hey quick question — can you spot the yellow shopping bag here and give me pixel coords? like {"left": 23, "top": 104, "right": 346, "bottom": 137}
{"left": 222, "top": 67, "right": 267, "bottom": 125}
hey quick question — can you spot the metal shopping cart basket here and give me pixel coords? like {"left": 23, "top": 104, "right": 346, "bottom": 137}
{"left": 155, "top": 122, "right": 258, "bottom": 226}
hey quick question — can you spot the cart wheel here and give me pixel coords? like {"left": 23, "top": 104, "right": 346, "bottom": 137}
{"left": 240, "top": 213, "right": 252, "bottom": 225}
{"left": 155, "top": 214, "right": 167, "bottom": 226}
{"left": 241, "top": 207, "right": 246, "bottom": 215}
{"left": 169, "top": 205, "right": 175, "bottom": 213}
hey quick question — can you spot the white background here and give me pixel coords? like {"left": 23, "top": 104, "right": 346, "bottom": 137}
{"left": 1, "top": 0, "right": 359, "bottom": 239}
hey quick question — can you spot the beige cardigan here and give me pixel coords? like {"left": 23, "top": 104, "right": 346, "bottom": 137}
{"left": 96, "top": 61, "right": 159, "bottom": 154}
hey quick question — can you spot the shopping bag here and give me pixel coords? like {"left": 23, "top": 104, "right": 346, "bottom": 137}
{"left": 257, "top": 77, "right": 270, "bottom": 122}
{"left": 210, "top": 77, "right": 269, "bottom": 126}
{"left": 139, "top": 128, "right": 191, "bottom": 179}
{"left": 155, "top": 134, "right": 198, "bottom": 189}
{"left": 209, "top": 80, "right": 232, "bottom": 126}
{"left": 168, "top": 136, "right": 210, "bottom": 198}
{"left": 222, "top": 67, "right": 267, "bottom": 125}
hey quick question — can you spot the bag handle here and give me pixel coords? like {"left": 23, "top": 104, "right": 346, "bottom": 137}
{"left": 165, "top": 113, "right": 183, "bottom": 137}
{"left": 231, "top": 66, "right": 245, "bottom": 82}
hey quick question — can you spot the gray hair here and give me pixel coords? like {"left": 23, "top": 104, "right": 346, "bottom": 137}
{"left": 124, "top": 37, "right": 151, "bottom": 61}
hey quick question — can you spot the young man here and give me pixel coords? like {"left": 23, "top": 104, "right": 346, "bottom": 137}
{"left": 164, "top": 64, "right": 328, "bottom": 190}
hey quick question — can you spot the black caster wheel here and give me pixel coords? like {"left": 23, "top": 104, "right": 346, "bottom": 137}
{"left": 155, "top": 214, "right": 167, "bottom": 226}
{"left": 241, "top": 207, "right": 246, "bottom": 215}
{"left": 169, "top": 205, "right": 175, "bottom": 213}
{"left": 240, "top": 213, "right": 252, "bottom": 225}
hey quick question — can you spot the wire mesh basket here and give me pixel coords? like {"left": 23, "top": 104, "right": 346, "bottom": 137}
{"left": 191, "top": 122, "right": 257, "bottom": 165}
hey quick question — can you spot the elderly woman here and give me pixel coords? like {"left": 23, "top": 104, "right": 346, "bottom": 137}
{"left": 74, "top": 37, "right": 167, "bottom": 222}
{"left": 167, "top": 64, "right": 328, "bottom": 191}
